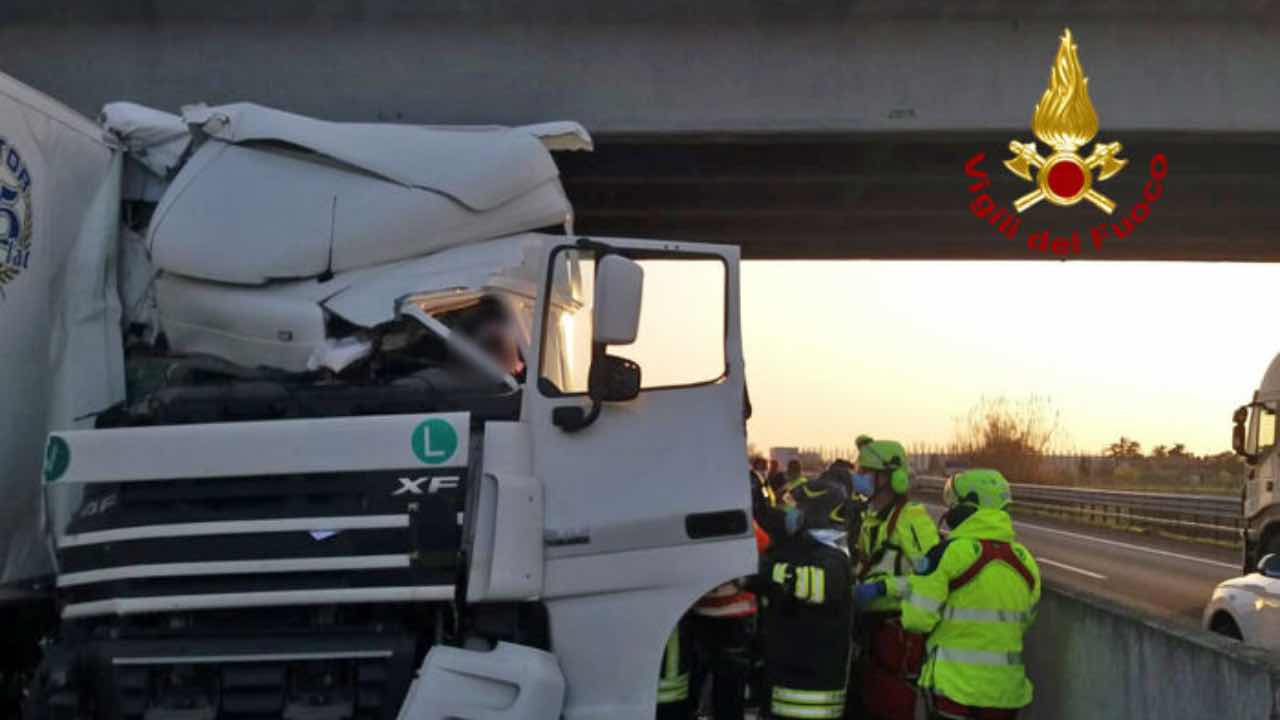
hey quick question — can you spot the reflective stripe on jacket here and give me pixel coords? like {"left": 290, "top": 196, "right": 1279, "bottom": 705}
{"left": 780, "top": 475, "right": 809, "bottom": 506}
{"left": 769, "top": 562, "right": 832, "bottom": 605}
{"left": 887, "top": 508, "right": 1041, "bottom": 710}
{"left": 771, "top": 686, "right": 846, "bottom": 718}
{"left": 856, "top": 500, "right": 940, "bottom": 612}
{"left": 657, "top": 627, "right": 690, "bottom": 704}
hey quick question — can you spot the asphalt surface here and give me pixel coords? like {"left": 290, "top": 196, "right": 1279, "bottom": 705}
{"left": 920, "top": 502, "right": 1241, "bottom": 625}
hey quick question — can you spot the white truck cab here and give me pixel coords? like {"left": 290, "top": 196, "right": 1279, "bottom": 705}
{"left": 0, "top": 71, "right": 755, "bottom": 719}
{"left": 1234, "top": 353, "right": 1280, "bottom": 573}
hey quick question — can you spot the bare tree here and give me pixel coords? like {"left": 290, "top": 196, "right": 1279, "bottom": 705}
{"left": 951, "top": 396, "right": 1061, "bottom": 484}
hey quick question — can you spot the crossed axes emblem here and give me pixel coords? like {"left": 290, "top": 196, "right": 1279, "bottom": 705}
{"left": 1004, "top": 140, "right": 1127, "bottom": 214}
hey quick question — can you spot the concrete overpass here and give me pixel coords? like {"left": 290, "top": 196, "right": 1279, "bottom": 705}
{"left": 4, "top": 2, "right": 1278, "bottom": 259}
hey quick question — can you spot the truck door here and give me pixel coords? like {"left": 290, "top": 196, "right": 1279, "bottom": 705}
{"left": 0, "top": 71, "right": 118, "bottom": 586}
{"left": 524, "top": 237, "right": 756, "bottom": 719}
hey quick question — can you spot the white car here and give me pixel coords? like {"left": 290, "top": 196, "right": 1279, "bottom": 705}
{"left": 1203, "top": 553, "right": 1280, "bottom": 648}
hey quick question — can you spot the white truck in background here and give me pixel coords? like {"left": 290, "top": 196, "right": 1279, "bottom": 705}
{"left": 1234, "top": 353, "right": 1280, "bottom": 574}
{"left": 0, "top": 72, "right": 754, "bottom": 719}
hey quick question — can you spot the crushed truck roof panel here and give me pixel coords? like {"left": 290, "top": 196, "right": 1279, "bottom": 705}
{"left": 145, "top": 103, "right": 585, "bottom": 285}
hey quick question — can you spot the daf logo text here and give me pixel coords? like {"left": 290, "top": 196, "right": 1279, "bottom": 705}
{"left": 393, "top": 475, "right": 460, "bottom": 496}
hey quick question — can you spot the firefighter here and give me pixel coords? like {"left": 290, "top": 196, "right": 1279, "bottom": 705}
{"left": 760, "top": 471, "right": 853, "bottom": 719}
{"left": 689, "top": 577, "right": 757, "bottom": 720}
{"left": 864, "top": 469, "right": 1041, "bottom": 720}
{"left": 681, "top": 465, "right": 767, "bottom": 720}
{"left": 746, "top": 463, "right": 784, "bottom": 714}
{"left": 778, "top": 460, "right": 808, "bottom": 506}
{"left": 752, "top": 460, "right": 780, "bottom": 522}
{"left": 849, "top": 439, "right": 940, "bottom": 720}
{"left": 656, "top": 619, "right": 692, "bottom": 719}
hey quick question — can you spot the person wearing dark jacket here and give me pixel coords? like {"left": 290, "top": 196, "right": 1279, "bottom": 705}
{"left": 760, "top": 472, "right": 853, "bottom": 719}
{"left": 656, "top": 618, "right": 692, "bottom": 719}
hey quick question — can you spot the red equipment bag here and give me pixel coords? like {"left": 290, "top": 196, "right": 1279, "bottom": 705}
{"left": 862, "top": 617, "right": 926, "bottom": 720}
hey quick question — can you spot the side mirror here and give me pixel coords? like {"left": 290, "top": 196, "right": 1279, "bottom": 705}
{"left": 593, "top": 255, "right": 643, "bottom": 345}
{"left": 589, "top": 354, "right": 641, "bottom": 403}
{"left": 1259, "top": 553, "right": 1280, "bottom": 579}
{"left": 1233, "top": 405, "right": 1251, "bottom": 459}
{"left": 552, "top": 353, "right": 641, "bottom": 432}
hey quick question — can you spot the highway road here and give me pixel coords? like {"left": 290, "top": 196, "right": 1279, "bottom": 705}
{"left": 920, "top": 502, "right": 1240, "bottom": 625}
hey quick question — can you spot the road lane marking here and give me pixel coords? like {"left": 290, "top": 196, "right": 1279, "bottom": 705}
{"left": 922, "top": 503, "right": 1238, "bottom": 571}
{"left": 1037, "top": 557, "right": 1106, "bottom": 580}
{"left": 1011, "top": 520, "right": 1238, "bottom": 571}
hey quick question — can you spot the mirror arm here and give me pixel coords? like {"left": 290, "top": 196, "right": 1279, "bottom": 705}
{"left": 553, "top": 343, "right": 607, "bottom": 433}
{"left": 552, "top": 399, "right": 602, "bottom": 433}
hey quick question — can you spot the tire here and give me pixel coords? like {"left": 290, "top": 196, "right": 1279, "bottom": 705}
{"left": 1210, "top": 612, "right": 1244, "bottom": 642}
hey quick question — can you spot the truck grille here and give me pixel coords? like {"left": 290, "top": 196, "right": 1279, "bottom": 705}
{"left": 56, "top": 469, "right": 465, "bottom": 616}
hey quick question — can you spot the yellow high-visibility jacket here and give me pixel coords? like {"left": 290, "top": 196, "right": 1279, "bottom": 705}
{"left": 886, "top": 508, "right": 1041, "bottom": 710}
{"left": 855, "top": 499, "right": 940, "bottom": 613}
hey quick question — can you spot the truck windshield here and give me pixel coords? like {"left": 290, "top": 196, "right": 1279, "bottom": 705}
{"left": 1250, "top": 403, "right": 1277, "bottom": 458}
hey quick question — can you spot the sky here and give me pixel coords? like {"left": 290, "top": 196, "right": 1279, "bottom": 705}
{"left": 735, "top": 261, "right": 1278, "bottom": 457}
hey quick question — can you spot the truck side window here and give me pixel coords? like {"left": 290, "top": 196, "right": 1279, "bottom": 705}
{"left": 630, "top": 258, "right": 726, "bottom": 389}
{"left": 540, "top": 249, "right": 727, "bottom": 395}
{"left": 1252, "top": 404, "right": 1277, "bottom": 459}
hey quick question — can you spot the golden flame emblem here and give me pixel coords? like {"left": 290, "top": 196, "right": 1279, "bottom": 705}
{"left": 1004, "top": 29, "right": 1126, "bottom": 214}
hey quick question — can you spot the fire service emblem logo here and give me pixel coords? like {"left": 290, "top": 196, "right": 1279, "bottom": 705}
{"left": 0, "top": 136, "right": 33, "bottom": 295}
{"left": 1004, "top": 29, "right": 1125, "bottom": 214}
{"left": 963, "top": 28, "right": 1168, "bottom": 255}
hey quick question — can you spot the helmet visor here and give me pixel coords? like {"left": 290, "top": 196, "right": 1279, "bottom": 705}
{"left": 942, "top": 476, "right": 959, "bottom": 508}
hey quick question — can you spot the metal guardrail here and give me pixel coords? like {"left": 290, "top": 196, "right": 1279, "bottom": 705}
{"left": 912, "top": 475, "right": 1242, "bottom": 539}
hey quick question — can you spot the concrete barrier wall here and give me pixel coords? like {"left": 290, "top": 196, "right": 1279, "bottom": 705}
{"left": 1025, "top": 582, "right": 1280, "bottom": 720}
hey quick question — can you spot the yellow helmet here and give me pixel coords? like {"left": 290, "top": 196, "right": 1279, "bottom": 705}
{"left": 943, "top": 468, "right": 1012, "bottom": 510}
{"left": 856, "top": 439, "right": 909, "bottom": 494}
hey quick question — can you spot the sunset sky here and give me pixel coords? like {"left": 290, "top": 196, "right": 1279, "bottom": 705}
{"left": 737, "top": 261, "right": 1277, "bottom": 457}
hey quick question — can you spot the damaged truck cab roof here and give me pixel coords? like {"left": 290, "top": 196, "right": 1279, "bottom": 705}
{"left": 144, "top": 102, "right": 589, "bottom": 285}
{"left": 103, "top": 100, "right": 591, "bottom": 372}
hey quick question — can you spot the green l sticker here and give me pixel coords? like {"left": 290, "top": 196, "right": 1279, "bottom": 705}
{"left": 412, "top": 419, "right": 458, "bottom": 465}
{"left": 44, "top": 436, "right": 70, "bottom": 482}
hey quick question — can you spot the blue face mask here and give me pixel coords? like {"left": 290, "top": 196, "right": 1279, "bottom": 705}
{"left": 783, "top": 506, "right": 805, "bottom": 535}
{"left": 852, "top": 471, "right": 876, "bottom": 497}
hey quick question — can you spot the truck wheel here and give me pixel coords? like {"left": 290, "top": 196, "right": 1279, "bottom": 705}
{"left": 1210, "top": 612, "right": 1244, "bottom": 641}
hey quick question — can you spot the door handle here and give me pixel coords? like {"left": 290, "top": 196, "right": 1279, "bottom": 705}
{"left": 685, "top": 510, "right": 748, "bottom": 539}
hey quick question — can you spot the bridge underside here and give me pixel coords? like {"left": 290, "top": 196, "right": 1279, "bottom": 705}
{"left": 562, "top": 133, "right": 1280, "bottom": 261}
{"left": 5, "top": 2, "right": 1277, "bottom": 261}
